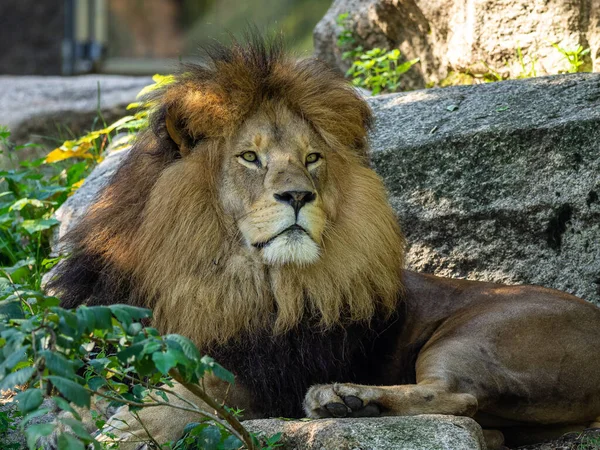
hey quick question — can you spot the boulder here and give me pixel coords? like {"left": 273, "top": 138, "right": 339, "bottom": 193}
{"left": 369, "top": 73, "right": 600, "bottom": 305}
{"left": 0, "top": 75, "right": 151, "bottom": 146}
{"left": 55, "top": 73, "right": 600, "bottom": 305}
{"left": 53, "top": 146, "right": 129, "bottom": 250}
{"left": 244, "top": 415, "right": 486, "bottom": 450}
{"left": 314, "top": 0, "right": 600, "bottom": 89}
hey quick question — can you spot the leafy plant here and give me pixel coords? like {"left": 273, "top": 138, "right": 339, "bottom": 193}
{"left": 44, "top": 74, "right": 174, "bottom": 165}
{"left": 552, "top": 43, "right": 591, "bottom": 74}
{"left": 337, "top": 13, "right": 419, "bottom": 94}
{"left": 346, "top": 48, "right": 419, "bottom": 94}
{"left": 336, "top": 13, "right": 362, "bottom": 63}
{"left": 0, "top": 408, "right": 21, "bottom": 449}
{"left": 515, "top": 45, "right": 538, "bottom": 79}
{"left": 0, "top": 288, "right": 260, "bottom": 449}
{"left": 0, "top": 74, "right": 281, "bottom": 449}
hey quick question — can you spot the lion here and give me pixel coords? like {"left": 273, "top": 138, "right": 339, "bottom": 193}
{"left": 49, "top": 35, "right": 600, "bottom": 449}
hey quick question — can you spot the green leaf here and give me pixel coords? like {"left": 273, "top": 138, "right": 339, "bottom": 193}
{"left": 116, "top": 342, "right": 144, "bottom": 363}
{"left": 40, "top": 351, "right": 75, "bottom": 378}
{"left": 0, "top": 345, "right": 28, "bottom": 374}
{"left": 25, "top": 422, "right": 55, "bottom": 449}
{"left": 53, "top": 396, "right": 81, "bottom": 420}
{"left": 47, "top": 376, "right": 90, "bottom": 408}
{"left": 211, "top": 362, "right": 235, "bottom": 385}
{"left": 222, "top": 434, "right": 244, "bottom": 450}
{"left": 266, "top": 432, "right": 283, "bottom": 445}
{"left": 0, "top": 300, "right": 24, "bottom": 321}
{"left": 60, "top": 417, "right": 95, "bottom": 442}
{"left": 88, "top": 357, "right": 110, "bottom": 372}
{"left": 20, "top": 408, "right": 51, "bottom": 429}
{"left": 57, "top": 432, "right": 85, "bottom": 450}
{"left": 20, "top": 218, "right": 60, "bottom": 234}
{"left": 0, "top": 366, "right": 35, "bottom": 391}
{"left": 198, "top": 425, "right": 222, "bottom": 449}
{"left": 15, "top": 388, "right": 43, "bottom": 414}
{"left": 87, "top": 377, "right": 106, "bottom": 392}
{"left": 109, "top": 304, "right": 152, "bottom": 325}
{"left": 8, "top": 198, "right": 44, "bottom": 211}
{"left": 3, "top": 258, "right": 35, "bottom": 275}
{"left": 75, "top": 306, "right": 96, "bottom": 333}
{"left": 152, "top": 351, "right": 178, "bottom": 375}
{"left": 88, "top": 306, "right": 112, "bottom": 330}
{"left": 165, "top": 335, "right": 201, "bottom": 362}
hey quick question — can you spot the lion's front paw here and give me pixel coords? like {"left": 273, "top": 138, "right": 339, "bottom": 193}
{"left": 304, "top": 383, "right": 382, "bottom": 418}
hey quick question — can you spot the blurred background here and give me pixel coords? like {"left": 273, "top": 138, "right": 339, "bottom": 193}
{"left": 0, "top": 0, "right": 330, "bottom": 76}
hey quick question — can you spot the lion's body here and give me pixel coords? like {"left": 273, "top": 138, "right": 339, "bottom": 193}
{"left": 50, "top": 35, "right": 600, "bottom": 449}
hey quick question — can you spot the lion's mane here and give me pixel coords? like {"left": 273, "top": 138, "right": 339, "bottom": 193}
{"left": 50, "top": 35, "right": 406, "bottom": 355}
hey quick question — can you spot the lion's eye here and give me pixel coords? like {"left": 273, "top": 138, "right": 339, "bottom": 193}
{"left": 305, "top": 153, "right": 321, "bottom": 165}
{"left": 240, "top": 151, "right": 258, "bottom": 163}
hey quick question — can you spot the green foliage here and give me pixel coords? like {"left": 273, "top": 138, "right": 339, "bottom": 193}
{"left": 552, "top": 43, "right": 591, "bottom": 74}
{"left": 346, "top": 48, "right": 420, "bottom": 95}
{"left": 336, "top": 12, "right": 591, "bottom": 90}
{"left": 515, "top": 45, "right": 538, "bottom": 79}
{"left": 0, "top": 409, "right": 21, "bottom": 450}
{"left": 0, "top": 128, "right": 82, "bottom": 294}
{"left": 0, "top": 290, "right": 248, "bottom": 449}
{"left": 577, "top": 432, "right": 600, "bottom": 450}
{"left": 0, "top": 75, "right": 281, "bottom": 449}
{"left": 336, "top": 13, "right": 362, "bottom": 62}
{"left": 336, "top": 13, "right": 419, "bottom": 94}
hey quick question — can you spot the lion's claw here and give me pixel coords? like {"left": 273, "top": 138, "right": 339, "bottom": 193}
{"left": 304, "top": 384, "right": 382, "bottom": 418}
{"left": 325, "top": 402, "right": 350, "bottom": 417}
{"left": 343, "top": 395, "right": 363, "bottom": 410}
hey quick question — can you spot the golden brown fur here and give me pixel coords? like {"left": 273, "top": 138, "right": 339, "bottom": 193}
{"left": 52, "top": 34, "right": 404, "bottom": 347}
{"left": 51, "top": 35, "right": 600, "bottom": 450}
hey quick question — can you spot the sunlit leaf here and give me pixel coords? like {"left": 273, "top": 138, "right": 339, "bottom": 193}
{"left": 8, "top": 198, "right": 44, "bottom": 211}
{"left": 20, "top": 218, "right": 59, "bottom": 234}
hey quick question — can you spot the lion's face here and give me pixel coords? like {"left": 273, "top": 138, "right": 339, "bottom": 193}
{"left": 219, "top": 103, "right": 337, "bottom": 266}
{"left": 52, "top": 40, "right": 406, "bottom": 346}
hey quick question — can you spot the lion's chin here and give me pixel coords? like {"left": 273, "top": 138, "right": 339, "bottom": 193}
{"left": 260, "top": 230, "right": 321, "bottom": 266}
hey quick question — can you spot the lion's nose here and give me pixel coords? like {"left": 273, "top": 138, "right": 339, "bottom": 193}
{"left": 274, "top": 190, "right": 316, "bottom": 215}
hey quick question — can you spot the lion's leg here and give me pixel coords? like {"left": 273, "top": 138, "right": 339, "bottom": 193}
{"left": 591, "top": 417, "right": 600, "bottom": 428}
{"left": 95, "top": 381, "right": 206, "bottom": 450}
{"left": 95, "top": 376, "right": 258, "bottom": 450}
{"left": 304, "top": 381, "right": 477, "bottom": 419}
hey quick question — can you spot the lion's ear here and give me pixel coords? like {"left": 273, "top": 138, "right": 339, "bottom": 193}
{"left": 165, "top": 113, "right": 183, "bottom": 147}
{"left": 163, "top": 107, "right": 198, "bottom": 157}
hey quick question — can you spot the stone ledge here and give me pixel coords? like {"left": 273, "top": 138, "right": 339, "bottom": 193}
{"left": 243, "top": 415, "right": 486, "bottom": 450}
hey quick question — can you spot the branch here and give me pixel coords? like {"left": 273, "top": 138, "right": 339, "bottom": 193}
{"left": 0, "top": 268, "right": 34, "bottom": 315}
{"left": 169, "top": 369, "right": 256, "bottom": 450}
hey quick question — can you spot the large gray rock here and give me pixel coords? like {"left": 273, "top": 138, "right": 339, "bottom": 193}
{"left": 314, "top": 0, "right": 600, "bottom": 89}
{"left": 244, "top": 415, "right": 486, "bottom": 450}
{"left": 370, "top": 73, "right": 600, "bottom": 304}
{"left": 0, "top": 75, "right": 151, "bottom": 147}
{"left": 53, "top": 146, "right": 129, "bottom": 250}
{"left": 54, "top": 73, "right": 600, "bottom": 305}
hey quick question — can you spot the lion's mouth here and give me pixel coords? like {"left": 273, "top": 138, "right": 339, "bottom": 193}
{"left": 252, "top": 224, "right": 307, "bottom": 249}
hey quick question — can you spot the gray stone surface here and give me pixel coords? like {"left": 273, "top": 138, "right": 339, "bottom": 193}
{"left": 369, "top": 73, "right": 600, "bottom": 304}
{"left": 53, "top": 73, "right": 600, "bottom": 305}
{"left": 244, "top": 415, "right": 486, "bottom": 450}
{"left": 314, "top": 0, "right": 600, "bottom": 89}
{"left": 0, "top": 75, "right": 151, "bottom": 146}
{"left": 53, "top": 145, "right": 129, "bottom": 250}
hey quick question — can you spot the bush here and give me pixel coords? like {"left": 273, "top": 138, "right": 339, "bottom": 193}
{"left": 0, "top": 77, "right": 280, "bottom": 450}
